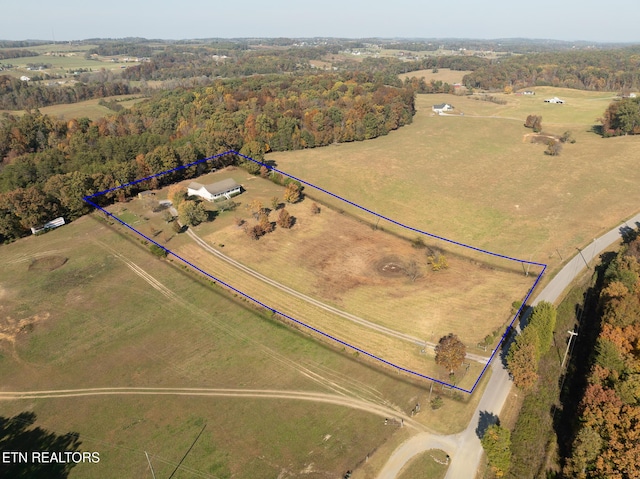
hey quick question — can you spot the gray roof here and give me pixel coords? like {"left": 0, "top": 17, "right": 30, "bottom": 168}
{"left": 189, "top": 178, "right": 240, "bottom": 196}
{"left": 433, "top": 103, "right": 452, "bottom": 109}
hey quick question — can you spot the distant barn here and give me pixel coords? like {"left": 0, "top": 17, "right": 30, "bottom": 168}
{"left": 187, "top": 178, "right": 242, "bottom": 201}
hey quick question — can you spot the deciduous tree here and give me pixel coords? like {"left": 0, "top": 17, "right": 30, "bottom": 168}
{"left": 178, "top": 200, "right": 207, "bottom": 226}
{"left": 167, "top": 184, "right": 186, "bottom": 207}
{"left": 276, "top": 208, "right": 293, "bottom": 229}
{"left": 283, "top": 182, "right": 301, "bottom": 204}
{"left": 435, "top": 333, "right": 466, "bottom": 374}
{"left": 481, "top": 424, "right": 512, "bottom": 477}
{"left": 507, "top": 340, "right": 539, "bottom": 390}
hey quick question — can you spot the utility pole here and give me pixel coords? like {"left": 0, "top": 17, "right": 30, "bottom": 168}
{"left": 561, "top": 330, "right": 579, "bottom": 369}
{"left": 576, "top": 247, "right": 589, "bottom": 269}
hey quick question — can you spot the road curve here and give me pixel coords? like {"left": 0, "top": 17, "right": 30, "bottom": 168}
{"left": 377, "top": 210, "right": 640, "bottom": 478}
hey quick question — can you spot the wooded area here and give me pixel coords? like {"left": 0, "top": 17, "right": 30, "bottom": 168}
{"left": 563, "top": 239, "right": 640, "bottom": 478}
{"left": 0, "top": 72, "right": 414, "bottom": 242}
{"left": 0, "top": 75, "right": 140, "bottom": 110}
{"left": 600, "top": 97, "right": 640, "bottom": 136}
{"left": 463, "top": 49, "right": 640, "bottom": 91}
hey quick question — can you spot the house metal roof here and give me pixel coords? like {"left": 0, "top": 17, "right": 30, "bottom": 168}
{"left": 188, "top": 178, "right": 240, "bottom": 196}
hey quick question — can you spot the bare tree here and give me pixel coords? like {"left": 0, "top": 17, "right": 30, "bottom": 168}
{"left": 404, "top": 260, "right": 422, "bottom": 282}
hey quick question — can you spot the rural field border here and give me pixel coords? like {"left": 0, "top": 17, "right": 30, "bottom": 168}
{"left": 84, "top": 150, "right": 546, "bottom": 393}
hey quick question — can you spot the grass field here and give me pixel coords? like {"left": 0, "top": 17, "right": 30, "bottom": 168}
{"left": 397, "top": 68, "right": 472, "bottom": 84}
{"left": 164, "top": 169, "right": 535, "bottom": 349}
{"left": 1, "top": 43, "right": 139, "bottom": 79}
{"left": 109, "top": 168, "right": 534, "bottom": 390}
{"left": 0, "top": 94, "right": 148, "bottom": 121}
{"left": 0, "top": 212, "right": 488, "bottom": 478}
{"left": 267, "top": 88, "right": 640, "bottom": 289}
{"left": 397, "top": 450, "right": 449, "bottom": 479}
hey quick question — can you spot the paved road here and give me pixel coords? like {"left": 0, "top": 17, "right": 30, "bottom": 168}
{"left": 376, "top": 211, "right": 640, "bottom": 478}
{"left": 181, "top": 222, "right": 489, "bottom": 365}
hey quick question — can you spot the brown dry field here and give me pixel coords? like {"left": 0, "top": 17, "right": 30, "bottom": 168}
{"left": 111, "top": 169, "right": 539, "bottom": 388}
{"left": 185, "top": 173, "right": 534, "bottom": 346}
{"left": 267, "top": 88, "right": 640, "bottom": 294}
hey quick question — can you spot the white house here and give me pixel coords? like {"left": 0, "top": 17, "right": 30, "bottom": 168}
{"left": 20, "top": 76, "right": 30, "bottom": 82}
{"left": 544, "top": 97, "right": 565, "bottom": 104}
{"left": 432, "top": 103, "right": 454, "bottom": 114}
{"left": 522, "top": 90, "right": 535, "bottom": 95}
{"left": 187, "top": 178, "right": 241, "bottom": 202}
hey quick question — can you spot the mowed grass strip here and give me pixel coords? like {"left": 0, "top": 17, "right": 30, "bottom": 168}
{"left": 269, "top": 89, "right": 640, "bottom": 284}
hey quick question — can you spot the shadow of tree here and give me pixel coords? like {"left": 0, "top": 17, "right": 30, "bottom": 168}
{"left": 476, "top": 410, "right": 500, "bottom": 439}
{"left": 0, "top": 412, "right": 82, "bottom": 478}
{"left": 619, "top": 225, "right": 637, "bottom": 244}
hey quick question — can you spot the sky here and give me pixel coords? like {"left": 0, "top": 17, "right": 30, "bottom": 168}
{"left": 4, "top": 0, "right": 640, "bottom": 43}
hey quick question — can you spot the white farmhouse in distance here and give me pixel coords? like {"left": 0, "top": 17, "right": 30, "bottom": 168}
{"left": 187, "top": 178, "right": 241, "bottom": 201}
{"left": 544, "top": 97, "right": 565, "bottom": 104}
{"left": 432, "top": 103, "right": 454, "bottom": 114}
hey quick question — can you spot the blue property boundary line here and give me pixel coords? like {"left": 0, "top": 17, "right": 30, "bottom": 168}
{"left": 84, "top": 150, "right": 546, "bottom": 394}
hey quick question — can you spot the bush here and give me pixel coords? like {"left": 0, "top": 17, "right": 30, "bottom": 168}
{"left": 411, "top": 236, "right": 426, "bottom": 249}
{"left": 545, "top": 140, "right": 562, "bottom": 156}
{"left": 427, "top": 253, "right": 449, "bottom": 271}
{"left": 149, "top": 244, "right": 168, "bottom": 258}
{"left": 430, "top": 396, "right": 443, "bottom": 410}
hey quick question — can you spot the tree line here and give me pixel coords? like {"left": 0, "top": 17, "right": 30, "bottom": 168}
{"left": 562, "top": 239, "right": 640, "bottom": 478}
{"left": 463, "top": 48, "right": 640, "bottom": 91}
{"left": 0, "top": 49, "right": 38, "bottom": 60}
{"left": 0, "top": 72, "right": 415, "bottom": 242}
{"left": 120, "top": 46, "right": 332, "bottom": 81}
{"left": 600, "top": 96, "right": 640, "bottom": 136}
{"left": 0, "top": 74, "right": 140, "bottom": 110}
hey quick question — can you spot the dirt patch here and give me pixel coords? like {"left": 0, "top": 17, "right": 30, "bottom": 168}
{"left": 0, "top": 312, "right": 50, "bottom": 343}
{"left": 523, "top": 133, "right": 559, "bottom": 144}
{"left": 28, "top": 255, "right": 67, "bottom": 272}
{"left": 375, "top": 256, "right": 407, "bottom": 277}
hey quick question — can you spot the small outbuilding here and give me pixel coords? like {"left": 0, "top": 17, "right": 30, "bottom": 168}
{"left": 187, "top": 178, "right": 241, "bottom": 202}
{"left": 31, "top": 217, "right": 65, "bottom": 234}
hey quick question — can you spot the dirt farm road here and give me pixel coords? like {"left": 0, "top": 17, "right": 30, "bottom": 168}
{"left": 0, "top": 387, "right": 426, "bottom": 430}
{"left": 183, "top": 226, "right": 490, "bottom": 365}
{"left": 376, "top": 212, "right": 640, "bottom": 478}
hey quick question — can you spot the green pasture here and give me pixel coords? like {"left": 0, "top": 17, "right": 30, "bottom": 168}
{"left": 0, "top": 213, "right": 484, "bottom": 478}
